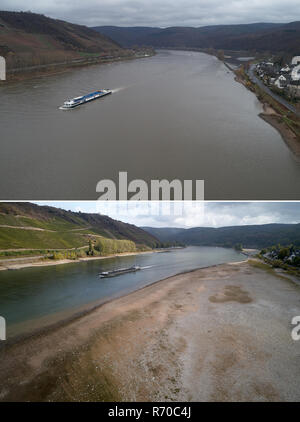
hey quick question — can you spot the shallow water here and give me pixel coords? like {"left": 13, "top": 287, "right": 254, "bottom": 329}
{"left": 0, "top": 246, "right": 245, "bottom": 337}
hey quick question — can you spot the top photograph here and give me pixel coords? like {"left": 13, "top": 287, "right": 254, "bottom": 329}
{"left": 0, "top": 1, "right": 300, "bottom": 200}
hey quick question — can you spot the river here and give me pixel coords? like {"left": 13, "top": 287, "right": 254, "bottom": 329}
{"left": 0, "top": 246, "right": 245, "bottom": 338}
{"left": 0, "top": 50, "right": 299, "bottom": 199}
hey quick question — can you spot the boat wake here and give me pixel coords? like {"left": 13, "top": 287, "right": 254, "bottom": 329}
{"left": 111, "top": 86, "right": 130, "bottom": 94}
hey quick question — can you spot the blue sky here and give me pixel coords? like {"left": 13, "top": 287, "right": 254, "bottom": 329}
{"left": 33, "top": 201, "right": 300, "bottom": 228}
{"left": 1, "top": 0, "right": 300, "bottom": 27}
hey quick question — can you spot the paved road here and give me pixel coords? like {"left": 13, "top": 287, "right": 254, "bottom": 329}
{"left": 8, "top": 54, "right": 134, "bottom": 74}
{"left": 248, "top": 65, "right": 300, "bottom": 117}
{"left": 0, "top": 255, "right": 48, "bottom": 263}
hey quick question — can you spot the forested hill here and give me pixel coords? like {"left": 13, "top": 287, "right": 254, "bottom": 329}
{"left": 0, "top": 202, "right": 160, "bottom": 250}
{"left": 93, "top": 22, "right": 300, "bottom": 55}
{"left": 142, "top": 224, "right": 300, "bottom": 249}
{"left": 0, "top": 11, "right": 126, "bottom": 70}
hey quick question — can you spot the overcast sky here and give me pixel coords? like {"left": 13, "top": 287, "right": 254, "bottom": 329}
{"left": 33, "top": 201, "right": 300, "bottom": 228}
{"left": 1, "top": 0, "right": 300, "bottom": 27}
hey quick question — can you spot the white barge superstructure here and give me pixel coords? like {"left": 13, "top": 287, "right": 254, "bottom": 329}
{"left": 60, "top": 89, "right": 112, "bottom": 109}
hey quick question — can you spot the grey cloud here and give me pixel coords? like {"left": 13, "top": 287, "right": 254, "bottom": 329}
{"left": 1, "top": 0, "right": 300, "bottom": 27}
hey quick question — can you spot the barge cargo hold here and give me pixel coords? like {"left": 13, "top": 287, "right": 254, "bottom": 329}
{"left": 60, "top": 89, "right": 112, "bottom": 109}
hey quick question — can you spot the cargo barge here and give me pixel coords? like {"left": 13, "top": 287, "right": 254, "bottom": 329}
{"left": 59, "top": 89, "right": 112, "bottom": 109}
{"left": 99, "top": 265, "right": 141, "bottom": 278}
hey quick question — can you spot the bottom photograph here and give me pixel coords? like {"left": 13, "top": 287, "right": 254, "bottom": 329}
{"left": 0, "top": 200, "right": 300, "bottom": 402}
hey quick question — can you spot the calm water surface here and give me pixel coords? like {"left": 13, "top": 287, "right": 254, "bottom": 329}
{"left": 0, "top": 50, "right": 299, "bottom": 199}
{"left": 0, "top": 246, "right": 245, "bottom": 337}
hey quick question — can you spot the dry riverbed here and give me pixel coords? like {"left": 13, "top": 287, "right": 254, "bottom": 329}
{"left": 1, "top": 260, "right": 300, "bottom": 401}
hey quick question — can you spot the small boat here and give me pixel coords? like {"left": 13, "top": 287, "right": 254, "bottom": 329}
{"left": 99, "top": 265, "right": 141, "bottom": 278}
{"left": 59, "top": 89, "right": 112, "bottom": 109}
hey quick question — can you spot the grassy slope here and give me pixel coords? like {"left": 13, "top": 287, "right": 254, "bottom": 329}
{"left": 0, "top": 213, "right": 83, "bottom": 231}
{"left": 0, "top": 227, "right": 86, "bottom": 249}
{"left": 0, "top": 202, "right": 159, "bottom": 251}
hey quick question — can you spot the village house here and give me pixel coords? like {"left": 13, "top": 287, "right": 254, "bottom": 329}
{"left": 255, "top": 55, "right": 300, "bottom": 98}
{"left": 274, "top": 74, "right": 288, "bottom": 89}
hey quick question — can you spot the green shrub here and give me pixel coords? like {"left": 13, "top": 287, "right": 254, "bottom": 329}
{"left": 94, "top": 238, "right": 136, "bottom": 255}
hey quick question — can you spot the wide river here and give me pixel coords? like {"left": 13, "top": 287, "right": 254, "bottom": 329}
{"left": 0, "top": 246, "right": 245, "bottom": 338}
{"left": 0, "top": 50, "right": 299, "bottom": 199}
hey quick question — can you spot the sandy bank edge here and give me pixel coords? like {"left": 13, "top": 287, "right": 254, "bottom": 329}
{"left": 259, "top": 112, "right": 300, "bottom": 159}
{"left": 0, "top": 250, "right": 159, "bottom": 272}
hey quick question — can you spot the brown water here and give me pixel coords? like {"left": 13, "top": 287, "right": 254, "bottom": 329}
{"left": 0, "top": 50, "right": 299, "bottom": 199}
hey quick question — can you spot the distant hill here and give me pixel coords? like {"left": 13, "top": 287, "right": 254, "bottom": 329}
{"left": 0, "top": 202, "right": 160, "bottom": 250}
{"left": 0, "top": 11, "right": 125, "bottom": 70}
{"left": 93, "top": 22, "right": 300, "bottom": 55}
{"left": 92, "top": 26, "right": 160, "bottom": 47}
{"left": 142, "top": 224, "right": 300, "bottom": 249}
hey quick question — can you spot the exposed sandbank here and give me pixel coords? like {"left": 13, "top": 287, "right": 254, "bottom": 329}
{"left": 1, "top": 260, "right": 300, "bottom": 402}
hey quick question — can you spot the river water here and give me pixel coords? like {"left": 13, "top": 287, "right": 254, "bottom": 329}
{"left": 0, "top": 50, "right": 299, "bottom": 200}
{"left": 0, "top": 246, "right": 245, "bottom": 338}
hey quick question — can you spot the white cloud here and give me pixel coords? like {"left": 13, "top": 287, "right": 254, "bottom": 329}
{"left": 34, "top": 201, "right": 300, "bottom": 228}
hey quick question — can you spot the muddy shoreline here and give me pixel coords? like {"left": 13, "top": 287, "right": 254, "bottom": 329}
{"left": 1, "top": 259, "right": 300, "bottom": 401}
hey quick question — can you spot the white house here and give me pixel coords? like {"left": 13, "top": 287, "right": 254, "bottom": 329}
{"left": 281, "top": 65, "right": 290, "bottom": 73}
{"left": 274, "top": 75, "right": 287, "bottom": 89}
{"left": 0, "top": 56, "right": 6, "bottom": 81}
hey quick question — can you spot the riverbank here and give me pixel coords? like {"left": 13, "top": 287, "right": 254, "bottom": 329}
{"left": 259, "top": 109, "right": 300, "bottom": 158}
{"left": 0, "top": 249, "right": 159, "bottom": 271}
{"left": 1, "top": 259, "right": 300, "bottom": 401}
{"left": 1, "top": 50, "right": 155, "bottom": 83}
{"left": 233, "top": 65, "right": 300, "bottom": 159}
